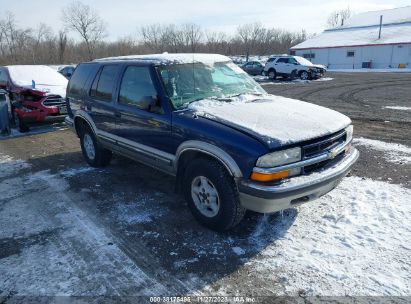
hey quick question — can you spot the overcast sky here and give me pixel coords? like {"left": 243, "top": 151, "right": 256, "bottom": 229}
{"left": 2, "top": 0, "right": 410, "bottom": 40}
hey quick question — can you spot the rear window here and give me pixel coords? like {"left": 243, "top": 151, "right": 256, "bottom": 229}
{"left": 90, "top": 65, "right": 120, "bottom": 101}
{"left": 67, "top": 63, "right": 98, "bottom": 97}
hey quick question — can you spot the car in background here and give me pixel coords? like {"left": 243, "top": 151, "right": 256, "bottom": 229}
{"left": 0, "top": 65, "right": 68, "bottom": 132}
{"left": 58, "top": 65, "right": 76, "bottom": 79}
{"left": 240, "top": 61, "right": 264, "bottom": 76}
{"left": 263, "top": 55, "right": 326, "bottom": 80}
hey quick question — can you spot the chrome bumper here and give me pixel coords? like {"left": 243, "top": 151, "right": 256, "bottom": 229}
{"left": 238, "top": 148, "right": 359, "bottom": 213}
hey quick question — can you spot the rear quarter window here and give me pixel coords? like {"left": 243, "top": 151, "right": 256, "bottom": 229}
{"left": 67, "top": 63, "right": 98, "bottom": 97}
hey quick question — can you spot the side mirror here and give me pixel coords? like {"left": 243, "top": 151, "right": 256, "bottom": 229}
{"left": 139, "top": 96, "right": 159, "bottom": 111}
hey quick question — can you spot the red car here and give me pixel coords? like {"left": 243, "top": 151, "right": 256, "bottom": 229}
{"left": 0, "top": 65, "right": 69, "bottom": 132}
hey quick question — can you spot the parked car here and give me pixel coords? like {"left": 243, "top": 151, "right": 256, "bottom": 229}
{"left": 58, "top": 65, "right": 76, "bottom": 79}
{"left": 264, "top": 55, "right": 326, "bottom": 80}
{"left": 241, "top": 61, "right": 264, "bottom": 76}
{"left": 65, "top": 53, "right": 358, "bottom": 231}
{"left": 0, "top": 89, "right": 11, "bottom": 135}
{"left": 0, "top": 65, "right": 68, "bottom": 132}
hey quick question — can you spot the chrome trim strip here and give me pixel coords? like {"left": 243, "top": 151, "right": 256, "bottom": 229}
{"left": 97, "top": 130, "right": 175, "bottom": 165}
{"left": 253, "top": 139, "right": 352, "bottom": 174}
{"left": 175, "top": 140, "right": 243, "bottom": 178}
{"left": 242, "top": 148, "right": 359, "bottom": 194}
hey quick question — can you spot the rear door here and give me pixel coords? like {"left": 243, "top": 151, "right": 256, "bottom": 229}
{"left": 85, "top": 64, "right": 121, "bottom": 134}
{"left": 275, "top": 57, "right": 293, "bottom": 75}
{"left": 113, "top": 65, "right": 173, "bottom": 164}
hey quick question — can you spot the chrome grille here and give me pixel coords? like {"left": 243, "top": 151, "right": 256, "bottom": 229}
{"left": 302, "top": 130, "right": 346, "bottom": 174}
{"left": 43, "top": 96, "right": 66, "bottom": 107}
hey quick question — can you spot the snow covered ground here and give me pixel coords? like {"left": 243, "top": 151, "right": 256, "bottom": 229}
{"left": 383, "top": 106, "right": 411, "bottom": 111}
{"left": 354, "top": 137, "right": 411, "bottom": 164}
{"left": 1, "top": 135, "right": 410, "bottom": 296}
{"left": 243, "top": 176, "right": 411, "bottom": 296}
{"left": 254, "top": 76, "right": 334, "bottom": 85}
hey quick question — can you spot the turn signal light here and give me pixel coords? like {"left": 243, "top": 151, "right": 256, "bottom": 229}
{"left": 250, "top": 170, "right": 290, "bottom": 182}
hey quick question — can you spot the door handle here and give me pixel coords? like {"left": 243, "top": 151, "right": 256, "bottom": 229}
{"left": 115, "top": 112, "right": 121, "bottom": 118}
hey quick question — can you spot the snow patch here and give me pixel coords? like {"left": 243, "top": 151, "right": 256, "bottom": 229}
{"left": 247, "top": 176, "right": 411, "bottom": 296}
{"left": 0, "top": 153, "right": 30, "bottom": 178}
{"left": 383, "top": 106, "right": 411, "bottom": 111}
{"left": 232, "top": 247, "right": 245, "bottom": 256}
{"left": 354, "top": 137, "right": 411, "bottom": 164}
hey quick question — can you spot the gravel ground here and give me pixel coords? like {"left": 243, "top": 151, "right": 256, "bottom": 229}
{"left": 0, "top": 72, "right": 410, "bottom": 300}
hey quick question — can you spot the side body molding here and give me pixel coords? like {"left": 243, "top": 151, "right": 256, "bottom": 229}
{"left": 175, "top": 140, "right": 243, "bottom": 178}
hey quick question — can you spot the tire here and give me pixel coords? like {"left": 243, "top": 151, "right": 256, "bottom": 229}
{"left": 79, "top": 124, "right": 112, "bottom": 167}
{"left": 15, "top": 114, "right": 29, "bottom": 133}
{"left": 299, "top": 70, "right": 310, "bottom": 80}
{"left": 268, "top": 69, "right": 276, "bottom": 80}
{"left": 183, "top": 158, "right": 246, "bottom": 231}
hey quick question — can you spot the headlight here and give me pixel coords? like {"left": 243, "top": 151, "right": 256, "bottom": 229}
{"left": 345, "top": 125, "right": 353, "bottom": 142}
{"left": 256, "top": 147, "right": 301, "bottom": 168}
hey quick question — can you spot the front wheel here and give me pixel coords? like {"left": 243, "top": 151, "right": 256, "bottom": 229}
{"left": 80, "top": 124, "right": 112, "bottom": 167}
{"left": 299, "top": 70, "right": 310, "bottom": 80}
{"left": 183, "top": 158, "right": 246, "bottom": 231}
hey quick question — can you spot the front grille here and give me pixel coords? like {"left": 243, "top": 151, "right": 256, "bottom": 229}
{"left": 43, "top": 96, "right": 65, "bottom": 107}
{"left": 302, "top": 130, "right": 347, "bottom": 174}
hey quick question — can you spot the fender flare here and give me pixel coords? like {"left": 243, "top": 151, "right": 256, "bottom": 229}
{"left": 73, "top": 110, "right": 98, "bottom": 136}
{"left": 174, "top": 140, "right": 243, "bottom": 178}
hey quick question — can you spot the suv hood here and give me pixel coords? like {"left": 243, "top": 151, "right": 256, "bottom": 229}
{"left": 188, "top": 94, "right": 351, "bottom": 148}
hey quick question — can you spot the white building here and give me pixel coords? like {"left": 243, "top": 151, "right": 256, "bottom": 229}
{"left": 290, "top": 7, "right": 411, "bottom": 69}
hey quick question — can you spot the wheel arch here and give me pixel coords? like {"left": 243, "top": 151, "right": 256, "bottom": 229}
{"left": 74, "top": 110, "right": 97, "bottom": 137}
{"left": 174, "top": 141, "right": 243, "bottom": 193}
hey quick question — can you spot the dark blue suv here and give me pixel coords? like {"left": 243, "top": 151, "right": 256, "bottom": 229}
{"left": 65, "top": 54, "right": 359, "bottom": 231}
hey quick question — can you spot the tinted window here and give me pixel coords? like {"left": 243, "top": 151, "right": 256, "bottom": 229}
{"left": 118, "top": 66, "right": 157, "bottom": 109}
{"left": 288, "top": 58, "right": 298, "bottom": 64}
{"left": 276, "top": 58, "right": 288, "bottom": 63}
{"left": 0, "top": 68, "right": 8, "bottom": 84}
{"left": 90, "top": 65, "right": 120, "bottom": 101}
{"left": 67, "top": 63, "right": 97, "bottom": 97}
{"left": 267, "top": 58, "right": 276, "bottom": 63}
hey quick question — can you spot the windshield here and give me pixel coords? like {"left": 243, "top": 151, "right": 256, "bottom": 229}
{"left": 158, "top": 61, "right": 266, "bottom": 110}
{"left": 294, "top": 56, "right": 314, "bottom": 66}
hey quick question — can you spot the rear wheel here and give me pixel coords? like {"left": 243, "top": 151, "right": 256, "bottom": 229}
{"left": 268, "top": 69, "right": 276, "bottom": 80}
{"left": 79, "top": 124, "right": 112, "bottom": 167}
{"left": 183, "top": 158, "right": 246, "bottom": 231}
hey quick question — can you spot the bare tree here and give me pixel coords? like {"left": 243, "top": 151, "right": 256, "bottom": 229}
{"left": 62, "top": 1, "right": 107, "bottom": 60}
{"left": 237, "top": 22, "right": 264, "bottom": 61}
{"left": 181, "top": 23, "right": 202, "bottom": 52}
{"left": 327, "top": 8, "right": 352, "bottom": 28}
{"left": 58, "top": 30, "right": 68, "bottom": 63}
{"left": 32, "top": 23, "right": 53, "bottom": 63}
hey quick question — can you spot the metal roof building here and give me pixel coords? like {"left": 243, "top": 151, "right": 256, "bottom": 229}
{"left": 290, "top": 7, "right": 411, "bottom": 69}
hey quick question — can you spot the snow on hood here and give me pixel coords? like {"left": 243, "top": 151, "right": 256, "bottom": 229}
{"left": 7, "top": 65, "right": 68, "bottom": 97}
{"left": 188, "top": 94, "right": 351, "bottom": 147}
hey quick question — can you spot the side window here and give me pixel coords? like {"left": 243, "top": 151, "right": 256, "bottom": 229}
{"left": 67, "top": 63, "right": 97, "bottom": 97}
{"left": 90, "top": 65, "right": 120, "bottom": 101}
{"left": 276, "top": 58, "right": 288, "bottom": 64}
{"left": 0, "top": 69, "right": 8, "bottom": 86}
{"left": 267, "top": 57, "right": 276, "bottom": 63}
{"left": 118, "top": 66, "right": 158, "bottom": 109}
{"left": 288, "top": 58, "right": 298, "bottom": 65}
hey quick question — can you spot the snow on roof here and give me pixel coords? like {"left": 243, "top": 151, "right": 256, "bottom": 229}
{"left": 292, "top": 23, "right": 411, "bottom": 49}
{"left": 6, "top": 65, "right": 68, "bottom": 87}
{"left": 292, "top": 6, "right": 411, "bottom": 49}
{"left": 95, "top": 53, "right": 231, "bottom": 65}
{"left": 339, "top": 6, "right": 411, "bottom": 29}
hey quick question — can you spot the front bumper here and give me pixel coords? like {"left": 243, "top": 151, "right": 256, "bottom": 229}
{"left": 238, "top": 148, "right": 359, "bottom": 213}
